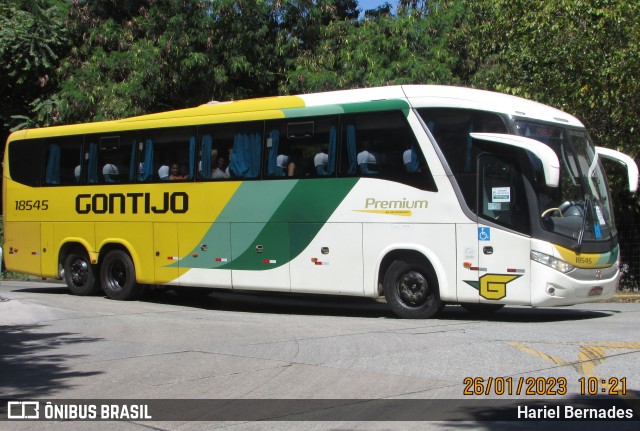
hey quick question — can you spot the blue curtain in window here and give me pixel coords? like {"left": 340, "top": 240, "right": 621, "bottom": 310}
{"left": 346, "top": 125, "right": 357, "bottom": 175}
{"left": 229, "top": 133, "right": 248, "bottom": 178}
{"left": 45, "top": 143, "right": 60, "bottom": 185}
{"left": 87, "top": 142, "right": 98, "bottom": 184}
{"left": 327, "top": 126, "right": 337, "bottom": 175}
{"left": 464, "top": 124, "right": 473, "bottom": 173}
{"left": 189, "top": 135, "right": 196, "bottom": 178}
{"left": 129, "top": 140, "right": 137, "bottom": 182}
{"left": 200, "top": 134, "right": 212, "bottom": 179}
{"left": 229, "top": 131, "right": 261, "bottom": 178}
{"left": 141, "top": 139, "right": 154, "bottom": 181}
{"left": 248, "top": 132, "right": 262, "bottom": 178}
{"left": 266, "top": 129, "right": 280, "bottom": 177}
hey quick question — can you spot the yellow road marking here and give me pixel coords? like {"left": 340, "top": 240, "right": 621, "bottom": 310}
{"left": 508, "top": 341, "right": 640, "bottom": 399}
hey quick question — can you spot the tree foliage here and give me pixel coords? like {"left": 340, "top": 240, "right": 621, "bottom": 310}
{"left": 0, "top": 0, "right": 69, "bottom": 136}
{"left": 56, "top": 0, "right": 284, "bottom": 122}
{"left": 282, "top": 1, "right": 466, "bottom": 93}
{"left": 456, "top": 0, "right": 640, "bottom": 159}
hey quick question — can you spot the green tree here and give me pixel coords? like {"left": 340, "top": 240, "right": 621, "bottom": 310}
{"left": 455, "top": 0, "right": 640, "bottom": 159}
{"left": 282, "top": 0, "right": 465, "bottom": 93}
{"left": 53, "top": 0, "right": 369, "bottom": 123}
{"left": 56, "top": 0, "right": 285, "bottom": 123}
{"left": 0, "top": 0, "right": 69, "bottom": 136}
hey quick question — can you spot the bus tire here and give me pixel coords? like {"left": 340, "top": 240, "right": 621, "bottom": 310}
{"left": 100, "top": 250, "right": 143, "bottom": 300}
{"left": 64, "top": 252, "right": 101, "bottom": 296}
{"left": 460, "top": 303, "right": 505, "bottom": 314}
{"left": 383, "top": 258, "right": 443, "bottom": 319}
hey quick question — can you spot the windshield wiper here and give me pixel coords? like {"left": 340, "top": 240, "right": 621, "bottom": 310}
{"left": 573, "top": 194, "right": 592, "bottom": 253}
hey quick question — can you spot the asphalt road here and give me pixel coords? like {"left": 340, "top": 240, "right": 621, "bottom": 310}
{"left": 0, "top": 279, "right": 639, "bottom": 430}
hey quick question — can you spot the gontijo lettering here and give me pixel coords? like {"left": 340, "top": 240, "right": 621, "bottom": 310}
{"left": 75, "top": 192, "right": 188, "bottom": 214}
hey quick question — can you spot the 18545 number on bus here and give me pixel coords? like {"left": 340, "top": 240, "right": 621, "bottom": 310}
{"left": 14, "top": 200, "right": 49, "bottom": 211}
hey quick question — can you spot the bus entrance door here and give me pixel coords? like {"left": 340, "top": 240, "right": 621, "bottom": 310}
{"left": 476, "top": 154, "right": 531, "bottom": 305}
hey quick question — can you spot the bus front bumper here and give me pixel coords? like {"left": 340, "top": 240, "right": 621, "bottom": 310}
{"left": 530, "top": 261, "right": 619, "bottom": 307}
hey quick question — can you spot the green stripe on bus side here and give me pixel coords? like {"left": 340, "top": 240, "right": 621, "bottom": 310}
{"left": 340, "top": 99, "right": 410, "bottom": 114}
{"left": 176, "top": 181, "right": 296, "bottom": 269}
{"left": 222, "top": 178, "right": 358, "bottom": 270}
{"left": 281, "top": 100, "right": 410, "bottom": 119}
{"left": 179, "top": 178, "right": 358, "bottom": 271}
{"left": 282, "top": 105, "right": 345, "bottom": 118}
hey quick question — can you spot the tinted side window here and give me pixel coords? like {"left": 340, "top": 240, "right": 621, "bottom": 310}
{"left": 196, "top": 124, "right": 235, "bottom": 181}
{"left": 43, "top": 136, "right": 84, "bottom": 186}
{"left": 138, "top": 127, "right": 196, "bottom": 182}
{"left": 339, "top": 111, "right": 436, "bottom": 191}
{"left": 226, "top": 122, "right": 263, "bottom": 179}
{"left": 264, "top": 116, "right": 338, "bottom": 179}
{"left": 418, "top": 108, "right": 508, "bottom": 211}
{"left": 479, "top": 154, "right": 531, "bottom": 235}
{"left": 82, "top": 133, "right": 136, "bottom": 184}
{"left": 8, "top": 139, "right": 44, "bottom": 186}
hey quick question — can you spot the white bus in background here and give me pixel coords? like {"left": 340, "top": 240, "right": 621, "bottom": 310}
{"left": 3, "top": 85, "right": 637, "bottom": 318}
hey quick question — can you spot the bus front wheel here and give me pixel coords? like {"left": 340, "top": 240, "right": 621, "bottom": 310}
{"left": 383, "top": 258, "right": 443, "bottom": 319}
{"left": 100, "top": 250, "right": 143, "bottom": 300}
{"left": 64, "top": 252, "right": 101, "bottom": 296}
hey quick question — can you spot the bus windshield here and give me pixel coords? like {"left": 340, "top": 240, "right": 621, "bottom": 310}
{"left": 514, "top": 121, "right": 616, "bottom": 243}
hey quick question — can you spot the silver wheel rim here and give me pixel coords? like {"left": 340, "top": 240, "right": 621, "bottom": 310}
{"left": 398, "top": 270, "right": 429, "bottom": 306}
{"left": 70, "top": 258, "right": 89, "bottom": 287}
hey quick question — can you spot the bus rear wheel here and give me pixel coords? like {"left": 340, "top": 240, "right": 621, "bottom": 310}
{"left": 100, "top": 250, "right": 143, "bottom": 300}
{"left": 383, "top": 258, "right": 443, "bottom": 319}
{"left": 64, "top": 252, "right": 101, "bottom": 296}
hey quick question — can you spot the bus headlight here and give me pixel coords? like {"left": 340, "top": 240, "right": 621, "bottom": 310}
{"left": 530, "top": 250, "right": 575, "bottom": 273}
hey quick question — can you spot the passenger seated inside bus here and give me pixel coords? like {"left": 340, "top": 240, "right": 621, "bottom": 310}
{"left": 168, "top": 163, "right": 189, "bottom": 180}
{"left": 212, "top": 156, "right": 229, "bottom": 179}
{"left": 158, "top": 164, "right": 169, "bottom": 180}
{"left": 102, "top": 162, "right": 120, "bottom": 182}
{"left": 357, "top": 141, "right": 377, "bottom": 174}
{"left": 403, "top": 146, "right": 419, "bottom": 172}
{"left": 276, "top": 154, "right": 288, "bottom": 176}
{"left": 286, "top": 149, "right": 303, "bottom": 177}
{"left": 314, "top": 148, "right": 329, "bottom": 175}
{"left": 74, "top": 165, "right": 81, "bottom": 182}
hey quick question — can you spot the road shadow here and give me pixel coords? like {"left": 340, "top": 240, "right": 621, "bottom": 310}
{"left": 9, "top": 282, "right": 616, "bottom": 322}
{"left": 143, "top": 288, "right": 614, "bottom": 323}
{"left": 0, "top": 324, "right": 103, "bottom": 398}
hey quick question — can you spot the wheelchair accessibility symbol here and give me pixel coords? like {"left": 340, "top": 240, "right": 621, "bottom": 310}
{"left": 478, "top": 227, "right": 491, "bottom": 241}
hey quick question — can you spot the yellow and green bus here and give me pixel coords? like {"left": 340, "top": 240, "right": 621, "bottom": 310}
{"left": 3, "top": 85, "right": 637, "bottom": 318}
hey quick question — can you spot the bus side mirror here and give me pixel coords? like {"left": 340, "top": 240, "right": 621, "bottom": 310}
{"left": 470, "top": 133, "right": 560, "bottom": 188}
{"left": 595, "top": 146, "right": 639, "bottom": 193}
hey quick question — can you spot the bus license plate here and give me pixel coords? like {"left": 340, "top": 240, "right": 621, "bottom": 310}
{"left": 588, "top": 286, "right": 603, "bottom": 296}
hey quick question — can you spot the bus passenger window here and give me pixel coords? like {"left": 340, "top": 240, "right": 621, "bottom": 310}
{"left": 228, "top": 129, "right": 262, "bottom": 179}
{"left": 264, "top": 117, "right": 338, "bottom": 179}
{"left": 88, "top": 134, "right": 135, "bottom": 184}
{"left": 44, "top": 137, "right": 83, "bottom": 186}
{"left": 197, "top": 128, "right": 232, "bottom": 181}
{"left": 339, "top": 111, "right": 436, "bottom": 191}
{"left": 7, "top": 139, "right": 43, "bottom": 186}
{"left": 417, "top": 108, "right": 508, "bottom": 211}
{"left": 139, "top": 127, "right": 196, "bottom": 182}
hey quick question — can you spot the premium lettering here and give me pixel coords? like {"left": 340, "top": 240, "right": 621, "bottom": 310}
{"left": 365, "top": 197, "right": 428, "bottom": 210}
{"left": 75, "top": 192, "right": 188, "bottom": 214}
